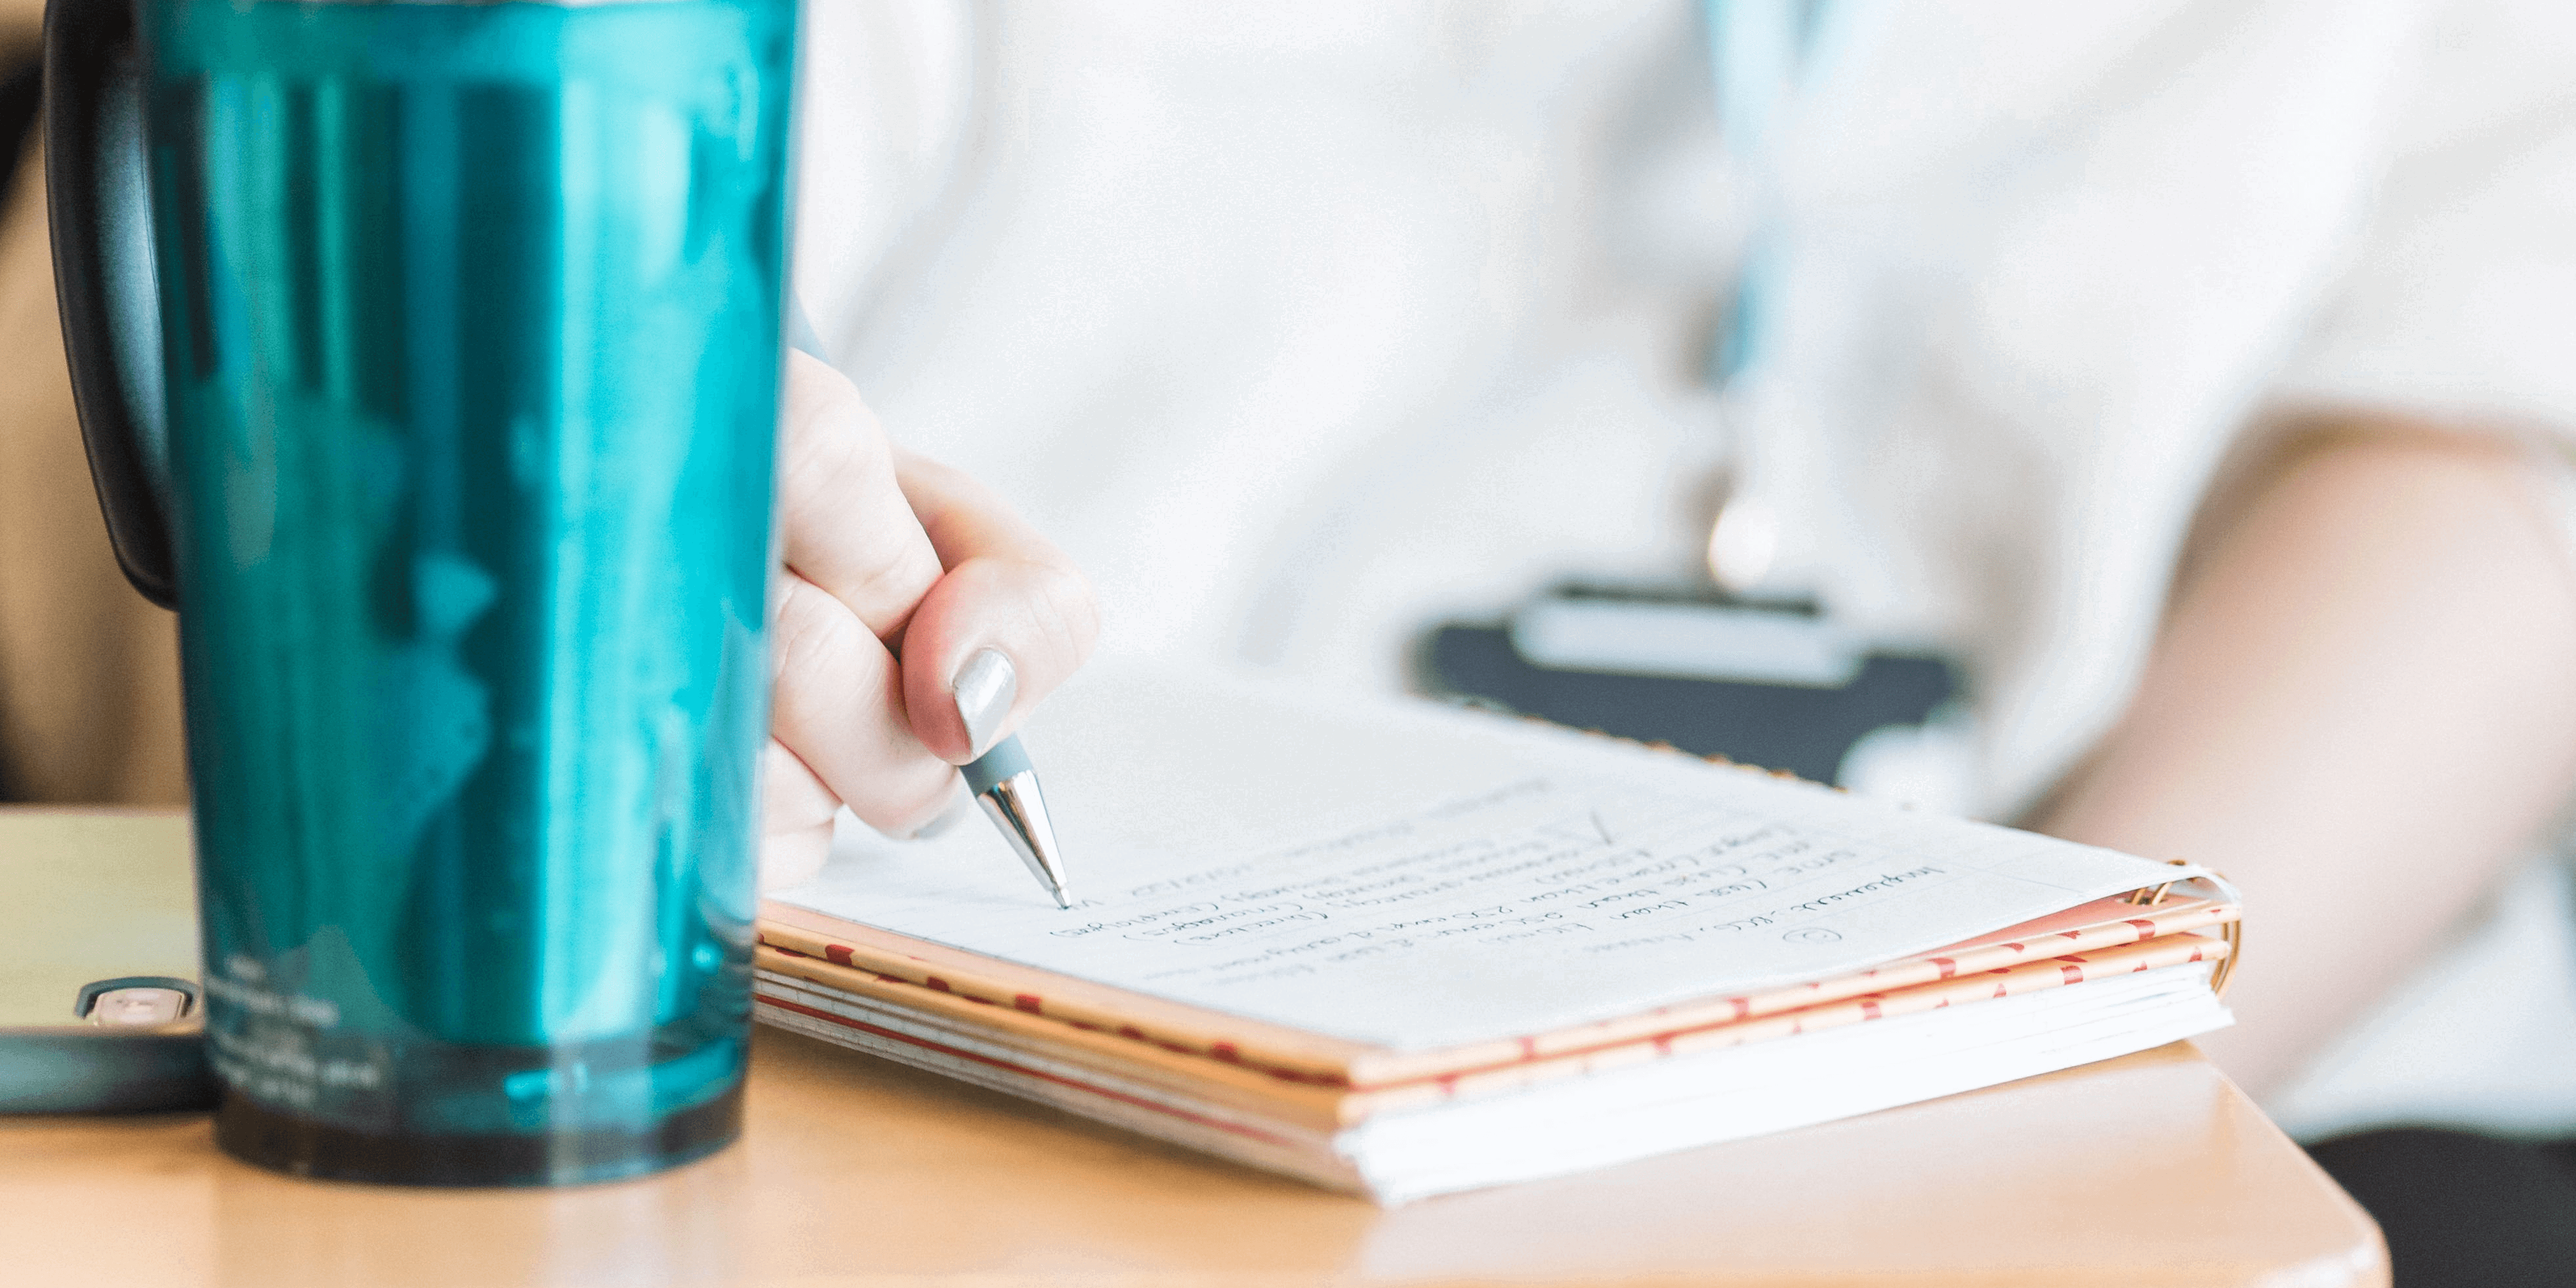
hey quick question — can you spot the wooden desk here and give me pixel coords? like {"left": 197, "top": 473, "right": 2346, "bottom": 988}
{"left": 2, "top": 811, "right": 2384, "bottom": 1287}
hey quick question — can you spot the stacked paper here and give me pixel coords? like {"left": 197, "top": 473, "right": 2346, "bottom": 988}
{"left": 757, "top": 667, "right": 2239, "bottom": 1203}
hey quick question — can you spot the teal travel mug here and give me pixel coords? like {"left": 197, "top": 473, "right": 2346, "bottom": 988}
{"left": 44, "top": 0, "right": 797, "bottom": 1184}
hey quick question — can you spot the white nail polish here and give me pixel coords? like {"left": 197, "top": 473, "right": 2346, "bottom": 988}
{"left": 951, "top": 648, "right": 1017, "bottom": 760}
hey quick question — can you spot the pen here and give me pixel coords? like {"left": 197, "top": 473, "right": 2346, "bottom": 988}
{"left": 783, "top": 314, "right": 1070, "bottom": 907}
{"left": 949, "top": 647, "right": 1071, "bottom": 907}
{"left": 963, "top": 735, "right": 1072, "bottom": 908}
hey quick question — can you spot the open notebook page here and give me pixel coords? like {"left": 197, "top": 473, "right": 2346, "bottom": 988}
{"left": 774, "top": 663, "right": 2205, "bottom": 1052}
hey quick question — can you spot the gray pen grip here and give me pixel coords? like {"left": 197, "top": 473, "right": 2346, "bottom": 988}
{"left": 961, "top": 734, "right": 1032, "bottom": 795}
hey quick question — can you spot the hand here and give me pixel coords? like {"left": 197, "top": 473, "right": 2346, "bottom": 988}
{"left": 760, "top": 351, "right": 1098, "bottom": 889}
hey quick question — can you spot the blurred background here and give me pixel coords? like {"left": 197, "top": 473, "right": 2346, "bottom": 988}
{"left": 16, "top": 0, "right": 2575, "bottom": 822}
{"left": 785, "top": 0, "right": 2576, "bottom": 825}
{"left": 0, "top": 0, "right": 186, "bottom": 810}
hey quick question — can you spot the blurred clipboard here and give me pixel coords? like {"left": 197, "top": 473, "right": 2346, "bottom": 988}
{"left": 1417, "top": 582, "right": 1961, "bottom": 789}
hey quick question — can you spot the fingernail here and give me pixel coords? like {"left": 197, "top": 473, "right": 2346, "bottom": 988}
{"left": 905, "top": 779, "right": 974, "bottom": 841}
{"left": 951, "top": 647, "right": 1018, "bottom": 760}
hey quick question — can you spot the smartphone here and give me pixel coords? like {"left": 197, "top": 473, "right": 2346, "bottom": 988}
{"left": 0, "top": 810, "right": 213, "bottom": 1113}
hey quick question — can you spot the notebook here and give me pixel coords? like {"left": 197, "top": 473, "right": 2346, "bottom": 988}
{"left": 757, "top": 663, "right": 2239, "bottom": 1203}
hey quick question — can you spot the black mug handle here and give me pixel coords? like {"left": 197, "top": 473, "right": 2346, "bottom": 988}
{"left": 43, "top": 0, "right": 177, "bottom": 610}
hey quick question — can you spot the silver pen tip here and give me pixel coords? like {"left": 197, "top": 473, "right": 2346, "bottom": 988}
{"left": 975, "top": 769, "right": 1073, "bottom": 909}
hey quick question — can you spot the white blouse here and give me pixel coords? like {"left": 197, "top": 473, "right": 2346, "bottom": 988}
{"left": 793, "top": 0, "right": 2576, "bottom": 1136}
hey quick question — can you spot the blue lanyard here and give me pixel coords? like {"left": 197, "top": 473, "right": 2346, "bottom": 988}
{"left": 1704, "top": 0, "right": 1846, "bottom": 385}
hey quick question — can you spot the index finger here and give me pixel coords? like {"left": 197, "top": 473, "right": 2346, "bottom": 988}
{"left": 777, "top": 350, "right": 945, "bottom": 643}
